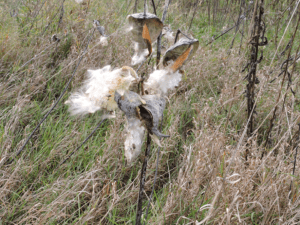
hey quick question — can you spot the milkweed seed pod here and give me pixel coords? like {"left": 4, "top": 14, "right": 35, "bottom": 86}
{"left": 127, "top": 13, "right": 163, "bottom": 65}
{"left": 114, "top": 90, "right": 146, "bottom": 119}
{"left": 139, "top": 94, "right": 169, "bottom": 140}
{"left": 163, "top": 37, "right": 199, "bottom": 72}
{"left": 114, "top": 91, "right": 146, "bottom": 163}
{"left": 115, "top": 91, "right": 168, "bottom": 162}
{"left": 114, "top": 91, "right": 168, "bottom": 139}
{"left": 65, "top": 65, "right": 138, "bottom": 115}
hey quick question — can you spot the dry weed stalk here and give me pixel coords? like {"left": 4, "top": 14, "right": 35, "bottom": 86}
{"left": 245, "top": 0, "right": 266, "bottom": 137}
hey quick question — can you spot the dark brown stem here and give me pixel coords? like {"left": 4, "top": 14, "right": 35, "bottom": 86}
{"left": 135, "top": 132, "right": 152, "bottom": 225}
{"left": 150, "top": 0, "right": 157, "bottom": 15}
{"left": 246, "top": 0, "right": 265, "bottom": 137}
{"left": 144, "top": 115, "right": 164, "bottom": 224}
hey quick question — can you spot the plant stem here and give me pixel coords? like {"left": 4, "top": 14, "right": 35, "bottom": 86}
{"left": 150, "top": 0, "right": 157, "bottom": 15}
{"left": 135, "top": 132, "right": 152, "bottom": 225}
{"left": 246, "top": 0, "right": 264, "bottom": 137}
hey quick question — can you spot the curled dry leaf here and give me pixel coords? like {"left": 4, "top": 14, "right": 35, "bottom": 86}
{"left": 163, "top": 37, "right": 199, "bottom": 71}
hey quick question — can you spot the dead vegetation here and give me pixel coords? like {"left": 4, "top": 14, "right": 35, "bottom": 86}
{"left": 1, "top": 0, "right": 300, "bottom": 224}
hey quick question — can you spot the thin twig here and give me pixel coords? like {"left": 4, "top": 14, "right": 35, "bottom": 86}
{"left": 144, "top": 115, "right": 164, "bottom": 224}
{"left": 150, "top": 0, "right": 157, "bottom": 15}
{"left": 27, "top": 0, "right": 47, "bottom": 36}
{"left": 228, "top": 0, "right": 244, "bottom": 53}
{"left": 188, "top": 0, "right": 201, "bottom": 32}
{"left": 134, "top": 0, "right": 139, "bottom": 13}
{"left": 41, "top": 0, "right": 66, "bottom": 36}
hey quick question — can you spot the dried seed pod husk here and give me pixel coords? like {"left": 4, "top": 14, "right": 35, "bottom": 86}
{"left": 115, "top": 91, "right": 168, "bottom": 137}
{"left": 139, "top": 95, "right": 169, "bottom": 138}
{"left": 128, "top": 13, "right": 163, "bottom": 63}
{"left": 114, "top": 91, "right": 146, "bottom": 164}
{"left": 163, "top": 37, "right": 199, "bottom": 71}
{"left": 127, "top": 13, "right": 163, "bottom": 48}
{"left": 114, "top": 90, "right": 145, "bottom": 119}
{"left": 115, "top": 91, "right": 168, "bottom": 153}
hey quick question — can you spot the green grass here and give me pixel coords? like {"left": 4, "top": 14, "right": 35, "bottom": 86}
{"left": 1, "top": 0, "right": 300, "bottom": 224}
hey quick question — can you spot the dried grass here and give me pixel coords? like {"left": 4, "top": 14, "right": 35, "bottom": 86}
{"left": 1, "top": 0, "right": 300, "bottom": 224}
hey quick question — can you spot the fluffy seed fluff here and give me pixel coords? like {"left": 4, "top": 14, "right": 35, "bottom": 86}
{"left": 144, "top": 69, "right": 182, "bottom": 95}
{"left": 99, "top": 36, "right": 108, "bottom": 46}
{"left": 131, "top": 42, "right": 149, "bottom": 65}
{"left": 124, "top": 118, "right": 145, "bottom": 164}
{"left": 65, "top": 65, "right": 136, "bottom": 115}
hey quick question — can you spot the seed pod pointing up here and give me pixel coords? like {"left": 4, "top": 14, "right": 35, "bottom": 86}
{"left": 128, "top": 13, "right": 163, "bottom": 55}
{"left": 163, "top": 37, "right": 199, "bottom": 71}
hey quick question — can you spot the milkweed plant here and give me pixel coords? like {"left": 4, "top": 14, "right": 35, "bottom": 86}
{"left": 65, "top": 11, "right": 199, "bottom": 164}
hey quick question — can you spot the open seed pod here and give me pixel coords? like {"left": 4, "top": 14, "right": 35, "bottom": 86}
{"left": 163, "top": 37, "right": 199, "bottom": 71}
{"left": 114, "top": 90, "right": 146, "bottom": 164}
{"left": 127, "top": 13, "right": 163, "bottom": 56}
{"left": 139, "top": 94, "right": 169, "bottom": 139}
{"left": 115, "top": 91, "right": 169, "bottom": 147}
{"left": 114, "top": 90, "right": 146, "bottom": 119}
